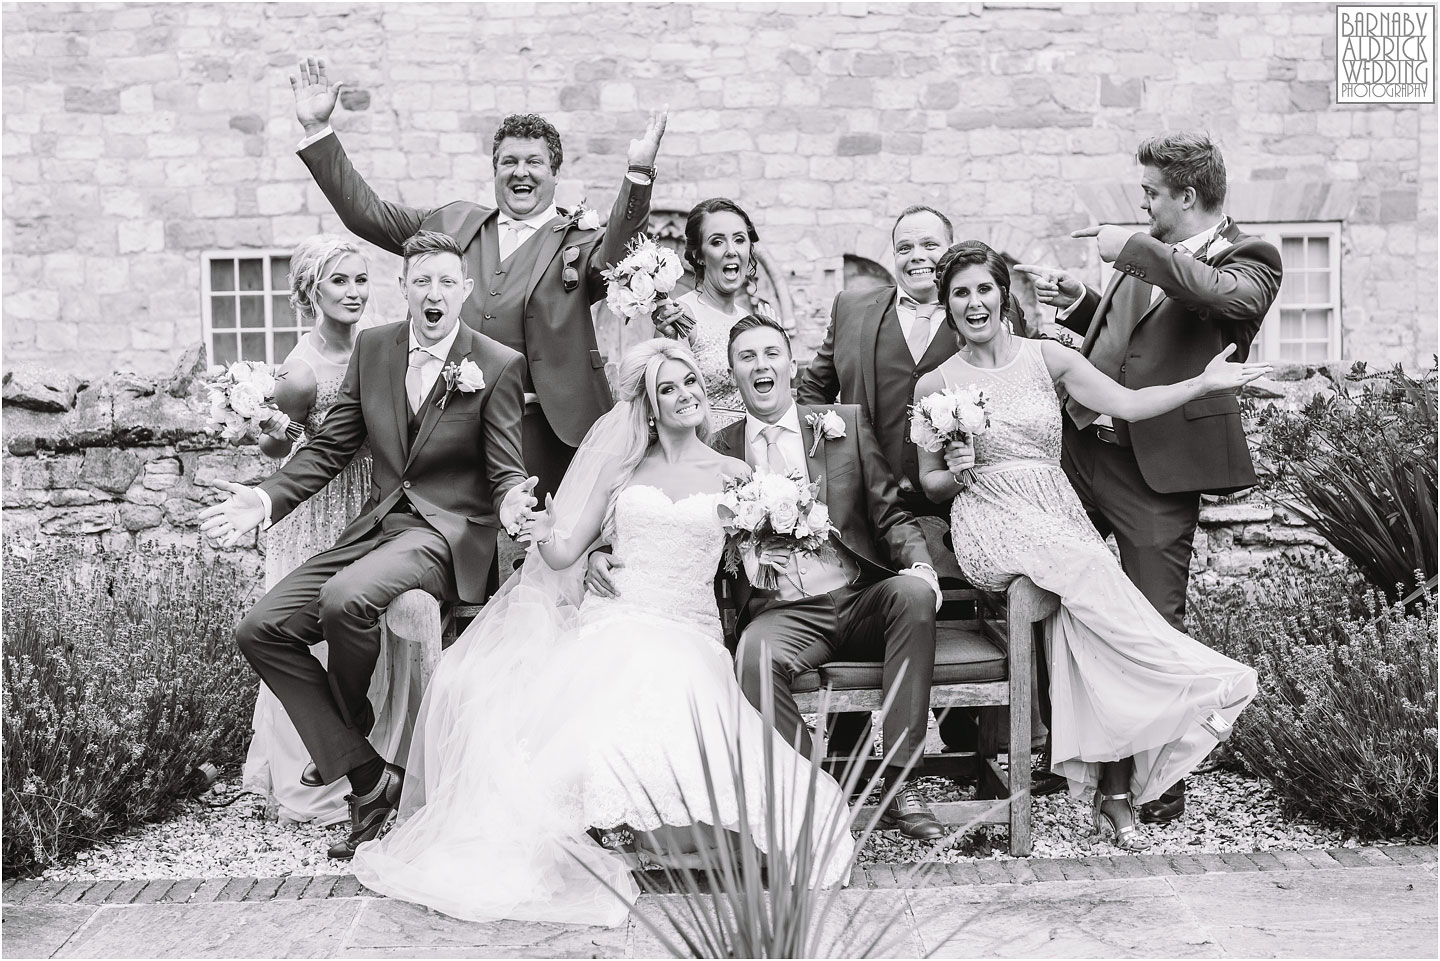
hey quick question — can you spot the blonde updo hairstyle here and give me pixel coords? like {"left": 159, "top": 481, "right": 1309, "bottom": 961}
{"left": 288, "top": 234, "right": 364, "bottom": 324}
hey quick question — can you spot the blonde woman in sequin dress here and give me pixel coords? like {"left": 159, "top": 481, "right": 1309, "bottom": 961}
{"left": 651, "top": 198, "right": 777, "bottom": 428}
{"left": 915, "top": 242, "right": 1268, "bottom": 851}
{"left": 242, "top": 235, "right": 412, "bottom": 825}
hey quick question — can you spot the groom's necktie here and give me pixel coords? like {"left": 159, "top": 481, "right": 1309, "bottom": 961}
{"left": 405, "top": 348, "right": 431, "bottom": 414}
{"left": 900, "top": 298, "right": 939, "bottom": 363}
{"left": 759, "top": 424, "right": 789, "bottom": 475}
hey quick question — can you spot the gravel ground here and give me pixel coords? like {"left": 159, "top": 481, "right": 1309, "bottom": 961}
{"left": 33, "top": 763, "right": 1408, "bottom": 883}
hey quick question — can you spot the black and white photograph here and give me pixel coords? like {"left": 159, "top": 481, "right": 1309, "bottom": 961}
{"left": 1, "top": 1, "right": 1436, "bottom": 958}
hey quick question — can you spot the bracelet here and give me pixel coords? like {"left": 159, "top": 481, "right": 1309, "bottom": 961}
{"left": 627, "top": 162, "right": 658, "bottom": 180}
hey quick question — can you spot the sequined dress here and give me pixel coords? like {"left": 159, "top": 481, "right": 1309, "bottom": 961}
{"left": 242, "top": 329, "right": 414, "bottom": 826}
{"left": 935, "top": 337, "right": 1256, "bottom": 803}
{"left": 677, "top": 289, "right": 760, "bottom": 428}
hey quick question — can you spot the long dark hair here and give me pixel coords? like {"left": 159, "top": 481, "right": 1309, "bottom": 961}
{"left": 683, "top": 197, "right": 761, "bottom": 289}
{"left": 934, "top": 241, "right": 1026, "bottom": 340}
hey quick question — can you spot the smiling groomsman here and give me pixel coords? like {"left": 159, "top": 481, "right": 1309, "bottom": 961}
{"left": 288, "top": 56, "right": 668, "bottom": 500}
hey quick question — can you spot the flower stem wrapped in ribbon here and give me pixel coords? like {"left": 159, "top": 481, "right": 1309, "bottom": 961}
{"left": 909, "top": 385, "right": 991, "bottom": 486}
{"left": 717, "top": 469, "right": 838, "bottom": 591}
{"left": 202, "top": 361, "right": 303, "bottom": 443}
{"left": 601, "top": 234, "right": 687, "bottom": 329}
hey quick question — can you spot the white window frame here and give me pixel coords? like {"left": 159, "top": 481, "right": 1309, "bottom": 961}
{"left": 1237, "top": 222, "right": 1343, "bottom": 363}
{"left": 1093, "top": 221, "right": 1342, "bottom": 363}
{"left": 200, "top": 249, "right": 305, "bottom": 367}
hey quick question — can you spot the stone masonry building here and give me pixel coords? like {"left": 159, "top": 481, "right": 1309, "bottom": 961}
{"left": 2, "top": 1, "right": 1436, "bottom": 381}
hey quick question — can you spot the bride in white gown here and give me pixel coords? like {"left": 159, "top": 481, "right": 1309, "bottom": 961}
{"left": 350, "top": 340, "right": 855, "bottom": 926}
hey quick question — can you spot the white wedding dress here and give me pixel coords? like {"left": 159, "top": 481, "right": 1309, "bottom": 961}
{"left": 351, "top": 484, "right": 855, "bottom": 926}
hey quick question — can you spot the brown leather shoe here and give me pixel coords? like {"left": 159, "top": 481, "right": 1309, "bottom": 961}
{"left": 1138, "top": 782, "right": 1186, "bottom": 825}
{"left": 878, "top": 787, "right": 947, "bottom": 841}
{"left": 300, "top": 762, "right": 324, "bottom": 788}
{"left": 327, "top": 762, "right": 404, "bottom": 860}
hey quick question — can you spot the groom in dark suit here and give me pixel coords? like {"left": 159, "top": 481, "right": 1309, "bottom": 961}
{"left": 713, "top": 315, "right": 947, "bottom": 841}
{"left": 288, "top": 56, "right": 667, "bottom": 498}
{"left": 1017, "top": 132, "right": 1281, "bottom": 824}
{"left": 201, "top": 231, "right": 535, "bottom": 859}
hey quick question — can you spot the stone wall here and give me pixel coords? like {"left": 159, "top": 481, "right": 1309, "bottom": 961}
{"left": 0, "top": 352, "right": 1340, "bottom": 586}
{"left": 2, "top": 2, "right": 1435, "bottom": 378}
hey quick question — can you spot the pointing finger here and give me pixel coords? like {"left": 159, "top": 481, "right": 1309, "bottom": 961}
{"left": 1070, "top": 226, "right": 1101, "bottom": 239}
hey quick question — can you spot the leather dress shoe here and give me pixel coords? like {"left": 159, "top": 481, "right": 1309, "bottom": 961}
{"left": 1139, "top": 784, "right": 1186, "bottom": 825}
{"left": 300, "top": 762, "right": 324, "bottom": 788}
{"left": 327, "top": 762, "right": 404, "bottom": 860}
{"left": 878, "top": 787, "right": 947, "bottom": 841}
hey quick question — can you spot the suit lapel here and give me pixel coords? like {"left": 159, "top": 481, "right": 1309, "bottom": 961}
{"left": 858, "top": 288, "right": 892, "bottom": 415}
{"left": 796, "top": 404, "right": 827, "bottom": 504}
{"left": 389, "top": 324, "right": 412, "bottom": 459}
{"left": 405, "top": 326, "right": 475, "bottom": 473}
{"left": 1081, "top": 272, "right": 1125, "bottom": 356}
{"left": 524, "top": 215, "right": 569, "bottom": 302}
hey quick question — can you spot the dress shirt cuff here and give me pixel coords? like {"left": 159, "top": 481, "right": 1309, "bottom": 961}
{"left": 296, "top": 126, "right": 335, "bottom": 152}
{"left": 901, "top": 564, "right": 943, "bottom": 612}
{"left": 254, "top": 486, "right": 274, "bottom": 532}
{"left": 1055, "top": 289, "right": 1086, "bottom": 320}
{"left": 625, "top": 171, "right": 652, "bottom": 186}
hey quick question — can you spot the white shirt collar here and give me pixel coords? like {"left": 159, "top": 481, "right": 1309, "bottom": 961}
{"left": 408, "top": 321, "right": 462, "bottom": 360}
{"left": 497, "top": 204, "right": 559, "bottom": 229}
{"left": 1174, "top": 218, "right": 1225, "bottom": 256}
{"left": 746, "top": 401, "right": 802, "bottom": 448}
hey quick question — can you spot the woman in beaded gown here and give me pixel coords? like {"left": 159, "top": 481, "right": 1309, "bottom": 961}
{"left": 242, "top": 235, "right": 413, "bottom": 826}
{"left": 914, "top": 242, "right": 1268, "bottom": 850}
{"left": 351, "top": 341, "right": 855, "bottom": 926}
{"left": 651, "top": 198, "right": 778, "bottom": 427}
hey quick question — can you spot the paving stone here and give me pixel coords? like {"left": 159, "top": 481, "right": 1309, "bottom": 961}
{"left": 187, "top": 878, "right": 230, "bottom": 903}
{"left": 1077, "top": 856, "right": 1119, "bottom": 879}
{"left": 1, "top": 904, "right": 98, "bottom": 959}
{"left": 1356, "top": 846, "right": 1400, "bottom": 867}
{"left": 1108, "top": 856, "right": 1153, "bottom": 879}
{"left": 3, "top": 879, "right": 16, "bottom": 894}
{"left": 1270, "top": 850, "right": 1317, "bottom": 870}
{"left": 1028, "top": 859, "right": 1066, "bottom": 881}
{"left": 1000, "top": 860, "right": 1037, "bottom": 884}
{"left": 1298, "top": 848, "right": 1343, "bottom": 869}
{"left": 973, "top": 860, "right": 1011, "bottom": 884}
{"left": 243, "top": 877, "right": 284, "bottom": 901}
{"left": 349, "top": 896, "right": 632, "bottom": 956}
{"left": 900, "top": 863, "right": 952, "bottom": 888}
{"left": 19, "top": 879, "right": 71, "bottom": 904}
{"left": 274, "top": 876, "right": 312, "bottom": 900}
{"left": 300, "top": 875, "right": 342, "bottom": 900}
{"left": 1166, "top": 854, "right": 1207, "bottom": 876}
{"left": 159, "top": 878, "right": 204, "bottom": 903}
{"left": 132, "top": 879, "right": 175, "bottom": 903}
{"left": 1057, "top": 859, "right": 1098, "bottom": 880}
{"left": 217, "top": 877, "right": 256, "bottom": 902}
{"left": 331, "top": 875, "right": 367, "bottom": 898}
{"left": 1326, "top": 846, "right": 1372, "bottom": 867}
{"left": 52, "top": 881, "right": 95, "bottom": 904}
{"left": 866, "top": 864, "right": 901, "bottom": 888}
{"left": 1376, "top": 845, "right": 1437, "bottom": 865}
{"left": 77, "top": 880, "right": 122, "bottom": 904}
{"left": 1134, "top": 854, "right": 1177, "bottom": 876}
{"left": 1193, "top": 853, "right": 1230, "bottom": 873}
{"left": 945, "top": 862, "right": 984, "bottom": 885}
{"left": 1246, "top": 851, "right": 1286, "bottom": 871}
{"left": 106, "top": 879, "right": 150, "bottom": 905}
{"left": 52, "top": 898, "right": 364, "bottom": 958}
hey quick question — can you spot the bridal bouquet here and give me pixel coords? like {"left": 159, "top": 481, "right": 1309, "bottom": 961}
{"left": 202, "top": 361, "right": 302, "bottom": 442}
{"left": 601, "top": 234, "right": 687, "bottom": 326}
{"left": 717, "top": 470, "right": 837, "bottom": 590}
{"left": 909, "top": 385, "right": 991, "bottom": 486}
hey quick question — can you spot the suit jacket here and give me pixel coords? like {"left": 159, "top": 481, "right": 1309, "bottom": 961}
{"left": 298, "top": 133, "right": 652, "bottom": 448}
{"left": 259, "top": 322, "right": 527, "bottom": 604}
{"left": 1058, "top": 222, "right": 1281, "bottom": 495}
{"left": 712, "top": 404, "right": 933, "bottom": 622}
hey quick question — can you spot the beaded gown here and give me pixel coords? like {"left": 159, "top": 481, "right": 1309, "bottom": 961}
{"left": 351, "top": 485, "right": 854, "bottom": 925}
{"left": 677, "top": 288, "right": 778, "bottom": 428}
{"left": 935, "top": 337, "right": 1256, "bottom": 804}
{"left": 242, "top": 329, "right": 414, "bottom": 825}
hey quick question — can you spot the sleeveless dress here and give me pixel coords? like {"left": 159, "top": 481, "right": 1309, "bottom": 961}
{"left": 677, "top": 289, "right": 776, "bottom": 428}
{"left": 935, "top": 338, "right": 1257, "bottom": 804}
{"left": 242, "top": 329, "right": 413, "bottom": 826}
{"left": 350, "top": 485, "right": 855, "bottom": 925}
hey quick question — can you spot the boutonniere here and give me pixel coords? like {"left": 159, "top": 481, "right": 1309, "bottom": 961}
{"left": 553, "top": 203, "right": 601, "bottom": 233}
{"left": 1203, "top": 234, "right": 1232, "bottom": 261}
{"left": 436, "top": 358, "right": 485, "bottom": 409}
{"left": 805, "top": 410, "right": 846, "bottom": 457}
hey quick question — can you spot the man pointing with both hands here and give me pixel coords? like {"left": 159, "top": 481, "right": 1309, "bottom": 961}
{"left": 1016, "top": 132, "right": 1281, "bottom": 825}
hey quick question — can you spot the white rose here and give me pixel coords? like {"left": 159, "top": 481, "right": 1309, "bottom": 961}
{"left": 770, "top": 499, "right": 800, "bottom": 534}
{"left": 929, "top": 405, "right": 957, "bottom": 434}
{"left": 628, "top": 269, "right": 656, "bottom": 303}
{"left": 819, "top": 410, "right": 846, "bottom": 439}
{"left": 653, "top": 250, "right": 685, "bottom": 293}
{"left": 577, "top": 209, "right": 601, "bottom": 231}
{"left": 227, "top": 382, "right": 264, "bottom": 419}
{"left": 608, "top": 284, "right": 643, "bottom": 320}
{"left": 735, "top": 499, "right": 766, "bottom": 531}
{"left": 956, "top": 402, "right": 989, "bottom": 435}
{"left": 807, "top": 501, "right": 830, "bottom": 533}
{"left": 249, "top": 367, "right": 277, "bottom": 398}
{"left": 630, "top": 243, "right": 660, "bottom": 274}
{"left": 227, "top": 362, "right": 251, "bottom": 383}
{"left": 910, "top": 414, "right": 941, "bottom": 453}
{"left": 454, "top": 359, "right": 485, "bottom": 392}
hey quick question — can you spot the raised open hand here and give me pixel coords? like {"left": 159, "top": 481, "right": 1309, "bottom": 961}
{"left": 1013, "top": 264, "right": 1085, "bottom": 308}
{"left": 627, "top": 106, "right": 670, "bottom": 168}
{"left": 1199, "top": 344, "right": 1272, "bottom": 393}
{"left": 197, "top": 480, "right": 266, "bottom": 548}
{"left": 289, "top": 55, "right": 344, "bottom": 134}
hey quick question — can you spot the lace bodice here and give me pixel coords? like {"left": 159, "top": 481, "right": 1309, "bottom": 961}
{"left": 937, "top": 337, "right": 1061, "bottom": 467}
{"left": 678, "top": 290, "right": 746, "bottom": 423}
{"left": 286, "top": 330, "right": 352, "bottom": 434}
{"left": 579, "top": 485, "right": 724, "bottom": 633}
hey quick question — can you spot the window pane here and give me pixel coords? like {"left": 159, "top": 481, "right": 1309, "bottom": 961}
{"left": 1282, "top": 236, "right": 1304, "bottom": 264}
{"left": 271, "top": 256, "right": 291, "bottom": 288}
{"left": 1280, "top": 309, "right": 1303, "bottom": 338}
{"left": 1279, "top": 341, "right": 1303, "bottom": 361}
{"left": 240, "top": 332, "right": 267, "bottom": 362}
{"left": 1307, "top": 271, "right": 1330, "bottom": 302}
{"left": 212, "top": 333, "right": 238, "bottom": 367}
{"left": 272, "top": 294, "right": 294, "bottom": 327}
{"left": 1304, "top": 341, "right": 1329, "bottom": 362}
{"left": 210, "top": 259, "right": 235, "bottom": 292}
{"left": 239, "top": 294, "right": 266, "bottom": 328}
{"left": 272, "top": 330, "right": 299, "bottom": 361}
{"left": 211, "top": 296, "right": 235, "bottom": 329}
{"left": 1305, "top": 309, "right": 1331, "bottom": 339}
{"left": 1306, "top": 236, "right": 1330, "bottom": 269}
{"left": 1278, "top": 271, "right": 1299, "bottom": 304}
{"left": 238, "top": 258, "right": 265, "bottom": 291}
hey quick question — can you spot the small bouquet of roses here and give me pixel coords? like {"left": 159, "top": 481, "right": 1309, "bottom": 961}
{"left": 909, "top": 385, "right": 991, "bottom": 486}
{"left": 202, "top": 361, "right": 302, "bottom": 443}
{"left": 601, "top": 234, "right": 687, "bottom": 328}
{"left": 717, "top": 469, "right": 837, "bottom": 591}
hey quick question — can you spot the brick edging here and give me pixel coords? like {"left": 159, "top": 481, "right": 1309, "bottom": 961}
{"left": 4, "top": 845, "right": 1434, "bottom": 905}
